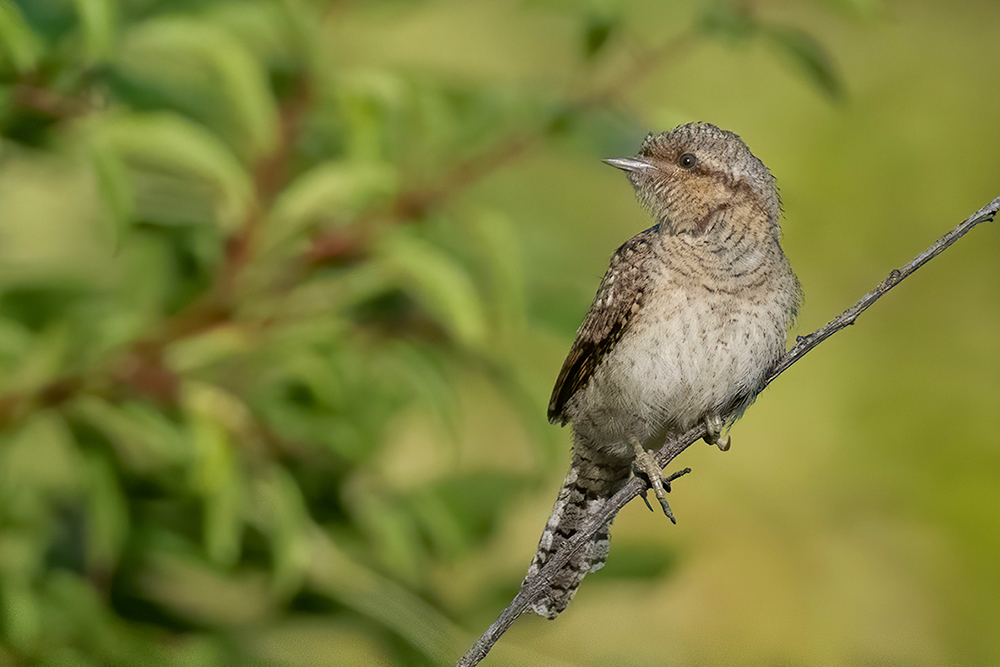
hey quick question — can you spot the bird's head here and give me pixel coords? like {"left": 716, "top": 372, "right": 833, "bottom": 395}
{"left": 606, "top": 122, "right": 781, "bottom": 239}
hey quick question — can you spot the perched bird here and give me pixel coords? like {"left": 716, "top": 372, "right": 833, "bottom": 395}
{"left": 526, "top": 122, "right": 801, "bottom": 619}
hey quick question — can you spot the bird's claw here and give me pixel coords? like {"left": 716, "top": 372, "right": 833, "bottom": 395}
{"left": 630, "top": 442, "right": 692, "bottom": 524}
{"left": 703, "top": 414, "right": 731, "bottom": 451}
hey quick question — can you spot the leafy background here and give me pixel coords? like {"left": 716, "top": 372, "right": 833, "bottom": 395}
{"left": 0, "top": 0, "right": 997, "bottom": 665}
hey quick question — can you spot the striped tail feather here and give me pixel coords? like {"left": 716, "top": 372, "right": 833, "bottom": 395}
{"left": 525, "top": 445, "right": 631, "bottom": 619}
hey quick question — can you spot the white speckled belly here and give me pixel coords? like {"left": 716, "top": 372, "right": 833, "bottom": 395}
{"left": 568, "top": 284, "right": 787, "bottom": 458}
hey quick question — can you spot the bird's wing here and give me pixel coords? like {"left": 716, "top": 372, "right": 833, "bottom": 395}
{"left": 547, "top": 228, "right": 658, "bottom": 424}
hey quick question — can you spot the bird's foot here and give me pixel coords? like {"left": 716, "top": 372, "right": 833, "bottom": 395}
{"left": 630, "top": 441, "right": 691, "bottom": 524}
{"left": 703, "top": 413, "right": 731, "bottom": 451}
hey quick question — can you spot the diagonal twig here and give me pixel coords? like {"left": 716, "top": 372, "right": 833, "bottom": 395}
{"left": 456, "top": 194, "right": 1000, "bottom": 667}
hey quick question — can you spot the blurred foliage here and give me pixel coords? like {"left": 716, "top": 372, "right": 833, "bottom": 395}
{"left": 0, "top": 0, "right": 548, "bottom": 663}
{"left": 0, "top": 0, "right": 997, "bottom": 666}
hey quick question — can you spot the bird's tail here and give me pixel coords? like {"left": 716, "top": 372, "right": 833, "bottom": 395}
{"left": 525, "top": 445, "right": 631, "bottom": 619}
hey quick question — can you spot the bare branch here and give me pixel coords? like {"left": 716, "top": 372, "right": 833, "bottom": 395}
{"left": 455, "top": 194, "right": 1000, "bottom": 667}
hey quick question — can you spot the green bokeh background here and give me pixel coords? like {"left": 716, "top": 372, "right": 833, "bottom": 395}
{"left": 0, "top": 1, "right": 997, "bottom": 665}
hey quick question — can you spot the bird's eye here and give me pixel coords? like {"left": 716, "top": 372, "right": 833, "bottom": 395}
{"left": 679, "top": 153, "right": 697, "bottom": 169}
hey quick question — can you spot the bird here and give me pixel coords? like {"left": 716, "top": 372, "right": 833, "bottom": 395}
{"left": 525, "top": 122, "right": 801, "bottom": 619}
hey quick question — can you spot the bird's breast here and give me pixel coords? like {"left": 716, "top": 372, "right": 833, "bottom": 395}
{"left": 571, "top": 274, "right": 792, "bottom": 446}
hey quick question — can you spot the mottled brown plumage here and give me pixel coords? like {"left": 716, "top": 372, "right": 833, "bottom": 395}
{"left": 548, "top": 229, "right": 657, "bottom": 423}
{"left": 527, "top": 122, "right": 801, "bottom": 619}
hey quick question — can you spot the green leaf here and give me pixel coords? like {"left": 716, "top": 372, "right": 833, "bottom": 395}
{"left": 249, "top": 467, "right": 311, "bottom": 597}
{"left": 335, "top": 70, "right": 408, "bottom": 163}
{"left": 375, "top": 230, "right": 488, "bottom": 348}
{"left": 0, "top": 577, "right": 40, "bottom": 650}
{"left": 184, "top": 381, "right": 247, "bottom": 567}
{"left": 1, "top": 410, "right": 82, "bottom": 497}
{"left": 69, "top": 396, "right": 192, "bottom": 473}
{"left": 249, "top": 338, "right": 398, "bottom": 464}
{"left": 87, "top": 139, "right": 133, "bottom": 246}
{"left": 91, "top": 112, "right": 254, "bottom": 231}
{"left": 468, "top": 209, "right": 526, "bottom": 346}
{"left": 118, "top": 15, "right": 279, "bottom": 159}
{"left": 165, "top": 324, "right": 253, "bottom": 375}
{"left": 765, "top": 25, "right": 844, "bottom": 99}
{"left": 81, "top": 451, "right": 129, "bottom": 571}
{"left": 266, "top": 160, "right": 396, "bottom": 248}
{"left": 71, "top": 0, "right": 118, "bottom": 64}
{"left": 0, "top": 0, "right": 42, "bottom": 74}
{"left": 203, "top": 0, "right": 321, "bottom": 73}
{"left": 40, "top": 571, "right": 155, "bottom": 663}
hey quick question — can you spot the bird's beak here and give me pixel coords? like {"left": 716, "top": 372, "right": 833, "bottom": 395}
{"left": 603, "top": 157, "right": 654, "bottom": 173}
